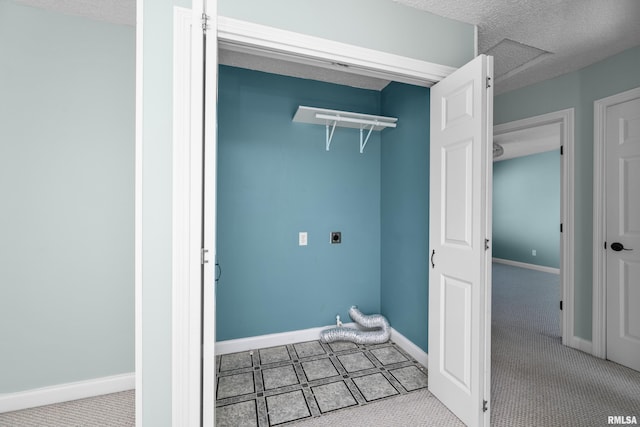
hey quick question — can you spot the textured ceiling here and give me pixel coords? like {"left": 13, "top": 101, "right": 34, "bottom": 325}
{"left": 394, "top": 0, "right": 640, "bottom": 94}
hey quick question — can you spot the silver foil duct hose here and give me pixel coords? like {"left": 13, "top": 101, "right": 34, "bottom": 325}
{"left": 320, "top": 306, "right": 391, "bottom": 345}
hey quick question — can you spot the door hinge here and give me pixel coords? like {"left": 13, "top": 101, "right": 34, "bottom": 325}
{"left": 560, "top": 145, "right": 564, "bottom": 155}
{"left": 201, "top": 248, "right": 209, "bottom": 265}
{"left": 560, "top": 300, "right": 563, "bottom": 310}
{"left": 486, "top": 77, "right": 492, "bottom": 89}
{"left": 485, "top": 239, "right": 490, "bottom": 250}
{"left": 483, "top": 400, "right": 488, "bottom": 412}
{"left": 560, "top": 223, "right": 563, "bottom": 233}
{"left": 604, "top": 241, "right": 607, "bottom": 249}
{"left": 201, "top": 13, "right": 209, "bottom": 31}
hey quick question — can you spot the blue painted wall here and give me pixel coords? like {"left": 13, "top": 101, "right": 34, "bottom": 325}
{"left": 380, "top": 82, "right": 430, "bottom": 353}
{"left": 216, "top": 66, "right": 382, "bottom": 340}
{"left": 493, "top": 150, "right": 560, "bottom": 269}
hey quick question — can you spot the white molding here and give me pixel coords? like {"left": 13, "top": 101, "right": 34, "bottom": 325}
{"left": 568, "top": 336, "right": 593, "bottom": 355}
{"left": 0, "top": 373, "right": 134, "bottom": 414}
{"left": 134, "top": 0, "right": 143, "bottom": 425}
{"left": 215, "top": 325, "right": 336, "bottom": 355}
{"left": 171, "top": 7, "right": 195, "bottom": 427}
{"left": 592, "top": 86, "right": 640, "bottom": 359}
{"left": 215, "top": 325, "right": 428, "bottom": 367}
{"left": 390, "top": 328, "right": 429, "bottom": 367}
{"left": 494, "top": 108, "right": 574, "bottom": 349}
{"left": 217, "top": 16, "right": 456, "bottom": 88}
{"left": 493, "top": 258, "right": 560, "bottom": 275}
{"left": 202, "top": 2, "right": 218, "bottom": 426}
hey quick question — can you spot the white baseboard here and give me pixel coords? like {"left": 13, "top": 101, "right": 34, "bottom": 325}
{"left": 493, "top": 257, "right": 560, "bottom": 275}
{"left": 215, "top": 325, "right": 347, "bottom": 355}
{"left": 389, "top": 327, "right": 429, "bottom": 367}
{"left": 568, "top": 335, "right": 593, "bottom": 355}
{"left": 0, "top": 373, "right": 135, "bottom": 414}
{"left": 215, "top": 325, "right": 429, "bottom": 367}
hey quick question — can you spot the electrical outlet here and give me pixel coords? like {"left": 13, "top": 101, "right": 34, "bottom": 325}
{"left": 532, "top": 249, "right": 536, "bottom": 256}
{"left": 330, "top": 231, "right": 341, "bottom": 244}
{"left": 299, "top": 232, "right": 308, "bottom": 246}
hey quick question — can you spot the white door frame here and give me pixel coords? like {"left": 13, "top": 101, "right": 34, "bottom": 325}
{"left": 168, "top": 8, "right": 480, "bottom": 426}
{"left": 493, "top": 109, "right": 576, "bottom": 349}
{"left": 592, "top": 86, "right": 640, "bottom": 359}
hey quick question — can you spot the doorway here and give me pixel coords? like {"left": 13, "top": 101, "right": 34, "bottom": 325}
{"left": 492, "top": 109, "right": 575, "bottom": 348}
{"left": 172, "top": 8, "right": 492, "bottom": 426}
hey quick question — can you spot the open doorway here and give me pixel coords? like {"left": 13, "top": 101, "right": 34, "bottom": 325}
{"left": 492, "top": 109, "right": 575, "bottom": 348}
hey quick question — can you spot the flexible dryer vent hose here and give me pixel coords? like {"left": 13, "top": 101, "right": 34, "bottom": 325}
{"left": 320, "top": 306, "right": 390, "bottom": 345}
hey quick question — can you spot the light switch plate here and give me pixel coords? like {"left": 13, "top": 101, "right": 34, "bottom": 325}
{"left": 299, "top": 232, "right": 308, "bottom": 246}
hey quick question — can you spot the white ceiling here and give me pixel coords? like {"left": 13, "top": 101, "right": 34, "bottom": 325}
{"left": 15, "top": 0, "right": 640, "bottom": 94}
{"left": 394, "top": 0, "right": 640, "bottom": 94}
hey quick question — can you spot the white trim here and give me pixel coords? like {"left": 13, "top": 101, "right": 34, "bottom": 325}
{"left": 474, "top": 25, "right": 479, "bottom": 58}
{"left": 390, "top": 328, "right": 429, "bottom": 367}
{"left": 171, "top": 7, "right": 194, "bottom": 427}
{"left": 493, "top": 258, "right": 560, "bottom": 275}
{"left": 215, "top": 325, "right": 336, "bottom": 355}
{"left": 494, "top": 108, "right": 575, "bottom": 349}
{"left": 592, "top": 86, "right": 640, "bottom": 359}
{"left": 134, "top": 0, "right": 143, "bottom": 425}
{"left": 217, "top": 16, "right": 456, "bottom": 88}
{"left": 0, "top": 373, "right": 135, "bottom": 414}
{"left": 196, "top": 15, "right": 468, "bottom": 425}
{"left": 571, "top": 337, "right": 593, "bottom": 355}
{"left": 214, "top": 326, "right": 428, "bottom": 367}
{"left": 201, "top": 1, "right": 218, "bottom": 425}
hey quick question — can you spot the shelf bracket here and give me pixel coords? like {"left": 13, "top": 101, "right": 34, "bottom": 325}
{"left": 325, "top": 120, "right": 338, "bottom": 151}
{"left": 360, "top": 124, "right": 376, "bottom": 154}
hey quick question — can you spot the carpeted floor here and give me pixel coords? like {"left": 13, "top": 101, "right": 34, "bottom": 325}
{"left": 2, "top": 263, "right": 639, "bottom": 426}
{"left": 491, "top": 263, "right": 640, "bottom": 427}
{"left": 0, "top": 390, "right": 134, "bottom": 427}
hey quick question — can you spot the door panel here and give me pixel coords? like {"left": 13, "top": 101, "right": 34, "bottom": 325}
{"left": 429, "top": 54, "right": 493, "bottom": 427}
{"left": 606, "top": 95, "right": 640, "bottom": 372}
{"left": 443, "top": 140, "right": 473, "bottom": 246}
{"left": 442, "top": 274, "right": 472, "bottom": 390}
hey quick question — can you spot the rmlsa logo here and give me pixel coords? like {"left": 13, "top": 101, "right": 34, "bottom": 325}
{"left": 608, "top": 416, "right": 638, "bottom": 425}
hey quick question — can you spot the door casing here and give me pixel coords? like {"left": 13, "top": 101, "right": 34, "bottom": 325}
{"left": 165, "top": 5, "right": 485, "bottom": 426}
{"left": 494, "top": 109, "right": 575, "bottom": 349}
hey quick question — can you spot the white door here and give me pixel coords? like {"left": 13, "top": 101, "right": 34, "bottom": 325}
{"left": 429, "top": 54, "right": 493, "bottom": 427}
{"left": 605, "top": 92, "right": 640, "bottom": 372}
{"left": 200, "top": 0, "right": 218, "bottom": 425}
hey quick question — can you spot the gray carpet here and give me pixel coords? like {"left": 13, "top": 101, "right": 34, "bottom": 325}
{"left": 491, "top": 263, "right": 640, "bottom": 427}
{"left": 2, "top": 263, "right": 639, "bottom": 426}
{"left": 0, "top": 390, "right": 134, "bottom": 427}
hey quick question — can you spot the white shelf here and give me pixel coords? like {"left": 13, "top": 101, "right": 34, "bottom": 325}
{"left": 293, "top": 106, "right": 397, "bottom": 153}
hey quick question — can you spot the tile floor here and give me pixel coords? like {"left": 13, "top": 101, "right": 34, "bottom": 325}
{"left": 215, "top": 340, "right": 428, "bottom": 426}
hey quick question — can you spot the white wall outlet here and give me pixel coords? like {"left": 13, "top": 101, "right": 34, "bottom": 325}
{"left": 299, "top": 232, "right": 308, "bottom": 246}
{"left": 532, "top": 249, "right": 536, "bottom": 256}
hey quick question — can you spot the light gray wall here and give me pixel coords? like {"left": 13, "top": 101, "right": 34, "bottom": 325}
{"left": 494, "top": 45, "right": 640, "bottom": 341}
{"left": 0, "top": 1, "right": 135, "bottom": 392}
{"left": 218, "top": 0, "right": 475, "bottom": 68}
{"left": 140, "top": 1, "right": 473, "bottom": 424}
